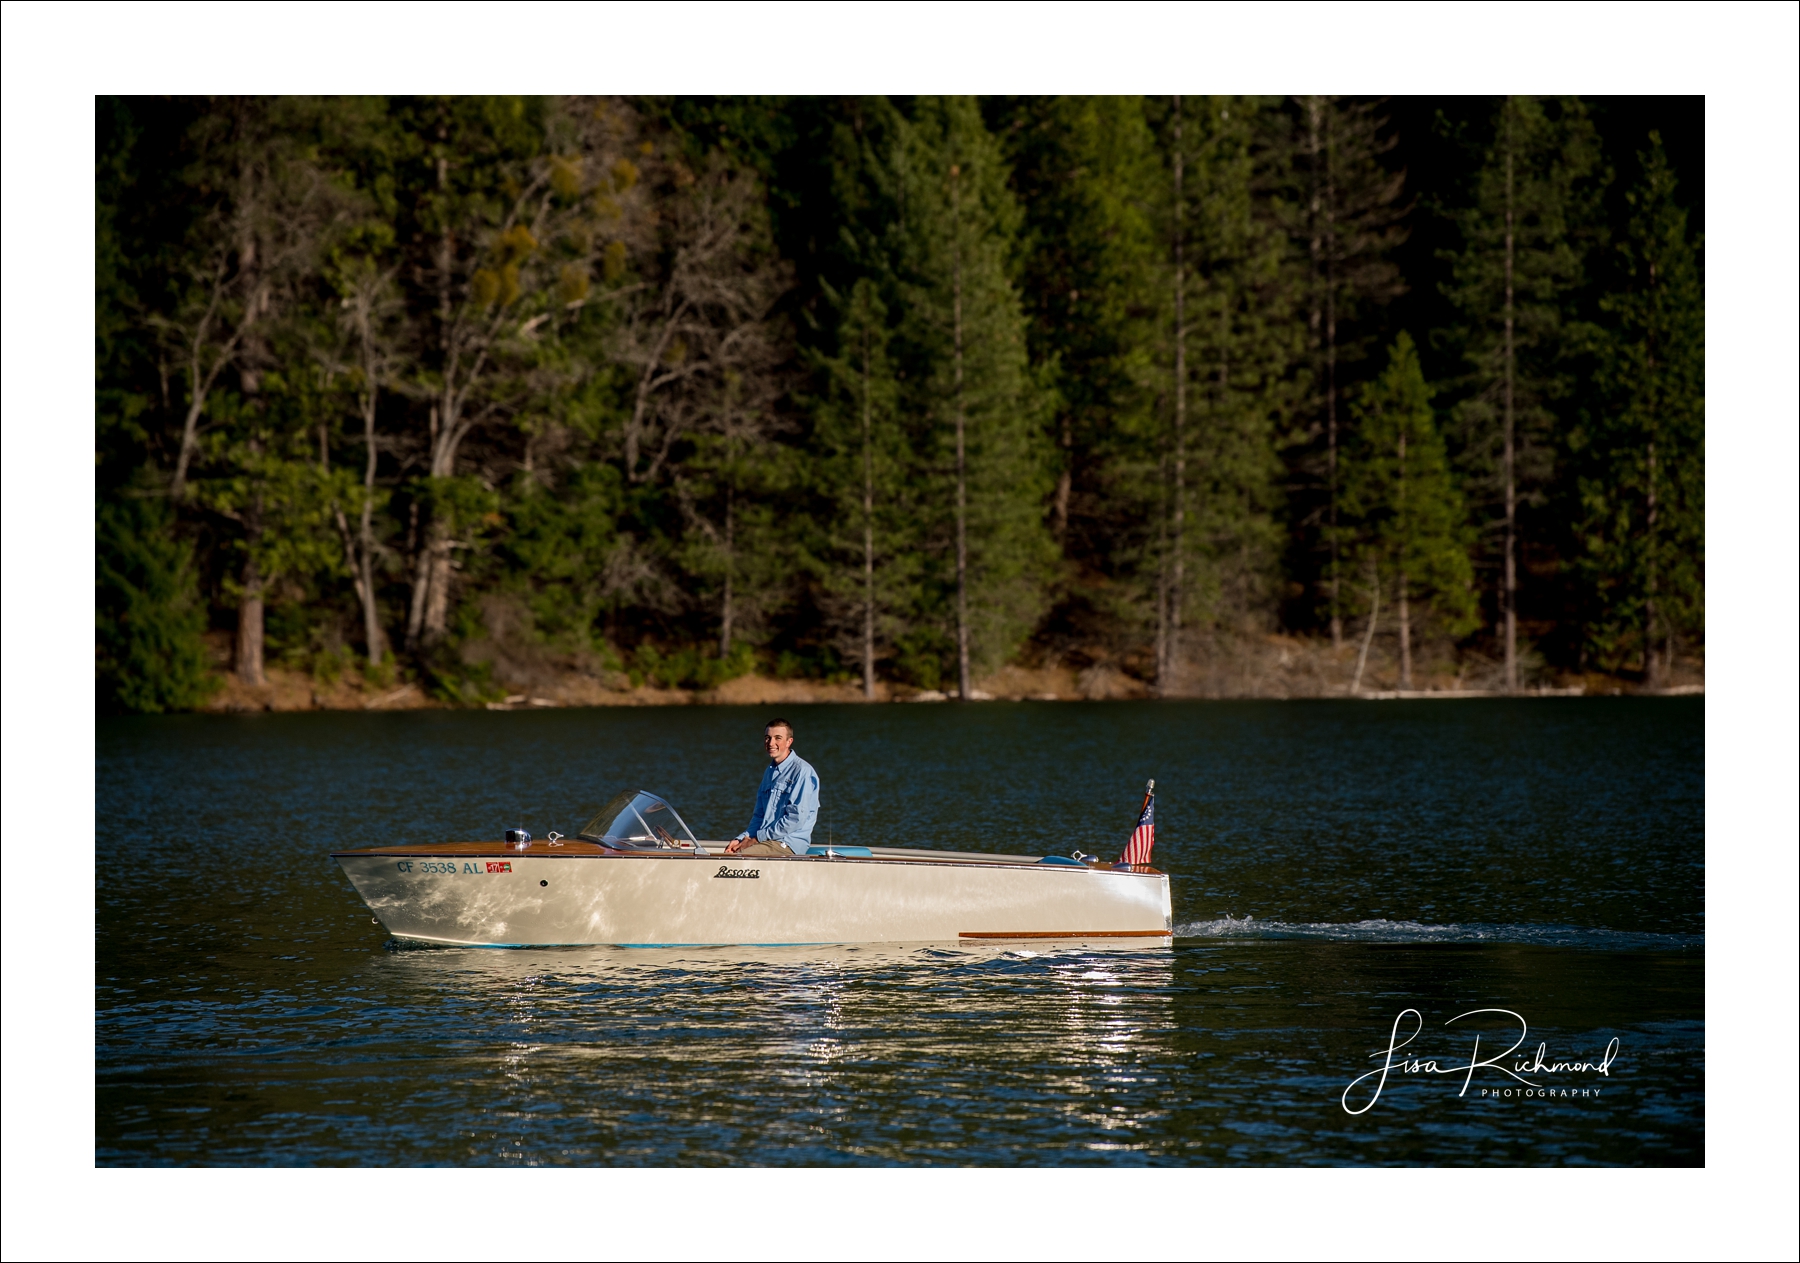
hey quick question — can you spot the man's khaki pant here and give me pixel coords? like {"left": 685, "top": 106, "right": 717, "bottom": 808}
{"left": 732, "top": 839, "right": 793, "bottom": 857}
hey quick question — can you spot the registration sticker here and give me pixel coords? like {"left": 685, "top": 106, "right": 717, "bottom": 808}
{"left": 486, "top": 861, "right": 513, "bottom": 874}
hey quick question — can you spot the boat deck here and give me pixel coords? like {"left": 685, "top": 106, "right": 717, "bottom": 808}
{"left": 331, "top": 839, "right": 1161, "bottom": 875}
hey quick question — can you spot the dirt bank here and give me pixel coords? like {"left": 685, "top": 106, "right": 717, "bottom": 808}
{"left": 197, "top": 633, "right": 1702, "bottom": 713}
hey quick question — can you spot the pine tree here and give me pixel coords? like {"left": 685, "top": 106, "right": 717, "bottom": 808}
{"left": 892, "top": 97, "right": 1055, "bottom": 696}
{"left": 96, "top": 493, "right": 218, "bottom": 713}
{"left": 1159, "top": 96, "right": 1297, "bottom": 684}
{"left": 808, "top": 278, "right": 915, "bottom": 697}
{"left": 1287, "top": 96, "right": 1409, "bottom": 645}
{"left": 1442, "top": 96, "right": 1603, "bottom": 690}
{"left": 986, "top": 96, "right": 1161, "bottom": 561}
{"left": 1343, "top": 333, "right": 1476, "bottom": 688}
{"left": 1579, "top": 133, "right": 1704, "bottom": 680}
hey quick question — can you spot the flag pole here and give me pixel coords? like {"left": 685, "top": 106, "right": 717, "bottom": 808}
{"left": 1121, "top": 779, "right": 1155, "bottom": 866}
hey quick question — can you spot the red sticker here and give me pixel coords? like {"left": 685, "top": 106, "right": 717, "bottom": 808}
{"left": 486, "top": 861, "right": 512, "bottom": 874}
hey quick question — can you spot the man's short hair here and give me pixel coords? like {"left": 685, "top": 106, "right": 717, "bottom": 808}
{"left": 765, "top": 717, "right": 794, "bottom": 739}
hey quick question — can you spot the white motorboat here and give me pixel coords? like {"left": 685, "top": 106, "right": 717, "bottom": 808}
{"left": 334, "top": 789, "right": 1172, "bottom": 948}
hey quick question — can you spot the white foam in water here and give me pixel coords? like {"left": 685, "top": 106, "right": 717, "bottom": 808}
{"left": 1172, "top": 917, "right": 1702, "bottom": 949}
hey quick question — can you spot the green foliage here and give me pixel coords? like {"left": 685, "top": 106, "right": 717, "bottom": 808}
{"left": 1343, "top": 334, "right": 1478, "bottom": 639}
{"left": 97, "top": 495, "right": 218, "bottom": 713}
{"left": 494, "top": 464, "right": 625, "bottom": 645}
{"left": 989, "top": 95, "right": 1163, "bottom": 603}
{"left": 1575, "top": 134, "right": 1704, "bottom": 671}
{"left": 892, "top": 96, "right": 1058, "bottom": 675}
{"left": 1440, "top": 96, "right": 1606, "bottom": 588}
{"left": 92, "top": 96, "right": 1703, "bottom": 707}
{"left": 806, "top": 278, "right": 920, "bottom": 671}
{"left": 629, "top": 641, "right": 755, "bottom": 690}
{"left": 419, "top": 648, "right": 504, "bottom": 706}
{"left": 1168, "top": 96, "right": 1299, "bottom": 632}
{"left": 892, "top": 629, "right": 952, "bottom": 691}
{"left": 192, "top": 419, "right": 349, "bottom": 600}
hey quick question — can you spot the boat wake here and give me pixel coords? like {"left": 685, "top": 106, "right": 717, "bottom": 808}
{"left": 1172, "top": 916, "right": 1702, "bottom": 950}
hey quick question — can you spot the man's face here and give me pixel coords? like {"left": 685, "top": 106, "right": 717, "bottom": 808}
{"left": 763, "top": 726, "right": 794, "bottom": 763}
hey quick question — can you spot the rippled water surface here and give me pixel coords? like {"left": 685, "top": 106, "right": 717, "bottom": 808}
{"left": 97, "top": 698, "right": 1703, "bottom": 1165}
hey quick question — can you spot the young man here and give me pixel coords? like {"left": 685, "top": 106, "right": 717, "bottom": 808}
{"left": 725, "top": 718, "right": 820, "bottom": 856}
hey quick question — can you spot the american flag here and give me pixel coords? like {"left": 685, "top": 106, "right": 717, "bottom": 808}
{"left": 1122, "top": 780, "right": 1156, "bottom": 866}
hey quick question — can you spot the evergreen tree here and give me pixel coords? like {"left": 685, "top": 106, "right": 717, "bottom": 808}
{"left": 808, "top": 277, "right": 915, "bottom": 696}
{"left": 1343, "top": 333, "right": 1476, "bottom": 688}
{"left": 986, "top": 95, "right": 1161, "bottom": 564}
{"left": 892, "top": 97, "right": 1055, "bottom": 695}
{"left": 1285, "top": 96, "right": 1409, "bottom": 645}
{"left": 97, "top": 494, "right": 217, "bottom": 713}
{"left": 1578, "top": 133, "right": 1704, "bottom": 679}
{"left": 89, "top": 96, "right": 1704, "bottom": 710}
{"left": 1442, "top": 95, "right": 1603, "bottom": 689}
{"left": 1158, "top": 96, "right": 1296, "bottom": 684}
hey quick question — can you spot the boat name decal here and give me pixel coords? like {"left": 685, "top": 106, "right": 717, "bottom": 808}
{"left": 394, "top": 860, "right": 512, "bottom": 874}
{"left": 714, "top": 865, "right": 761, "bottom": 879}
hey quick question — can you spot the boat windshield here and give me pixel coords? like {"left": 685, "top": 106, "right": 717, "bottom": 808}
{"left": 578, "top": 790, "right": 702, "bottom": 851}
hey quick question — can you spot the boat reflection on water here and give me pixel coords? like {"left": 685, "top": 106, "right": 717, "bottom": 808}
{"left": 374, "top": 940, "right": 1178, "bottom": 1162}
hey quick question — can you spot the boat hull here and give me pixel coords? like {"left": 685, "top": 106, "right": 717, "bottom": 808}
{"left": 333, "top": 846, "right": 1171, "bottom": 947}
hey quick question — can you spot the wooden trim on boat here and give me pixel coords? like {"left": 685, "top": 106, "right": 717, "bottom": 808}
{"left": 330, "top": 841, "right": 1164, "bottom": 877}
{"left": 958, "top": 929, "right": 1172, "bottom": 939}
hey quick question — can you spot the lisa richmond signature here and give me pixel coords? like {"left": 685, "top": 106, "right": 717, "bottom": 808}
{"left": 1341, "top": 1008, "right": 1621, "bottom": 1115}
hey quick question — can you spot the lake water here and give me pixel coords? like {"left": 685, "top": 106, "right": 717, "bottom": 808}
{"left": 96, "top": 698, "right": 1703, "bottom": 1165}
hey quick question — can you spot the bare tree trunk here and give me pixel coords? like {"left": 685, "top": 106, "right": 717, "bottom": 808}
{"left": 335, "top": 303, "right": 387, "bottom": 668}
{"left": 1351, "top": 570, "right": 1380, "bottom": 694}
{"left": 422, "top": 195, "right": 458, "bottom": 651}
{"left": 172, "top": 396, "right": 206, "bottom": 500}
{"left": 720, "top": 485, "right": 735, "bottom": 657}
{"left": 1167, "top": 94, "right": 1188, "bottom": 698}
{"left": 861, "top": 328, "right": 876, "bottom": 701}
{"left": 1398, "top": 571, "right": 1412, "bottom": 689}
{"left": 951, "top": 166, "right": 972, "bottom": 703}
{"left": 1397, "top": 429, "right": 1410, "bottom": 688}
{"left": 422, "top": 541, "right": 453, "bottom": 644}
{"left": 1644, "top": 437, "right": 1658, "bottom": 684}
{"left": 336, "top": 502, "right": 384, "bottom": 671}
{"left": 409, "top": 148, "right": 461, "bottom": 652}
{"left": 171, "top": 275, "right": 229, "bottom": 500}
{"left": 357, "top": 394, "right": 383, "bottom": 667}
{"left": 233, "top": 216, "right": 270, "bottom": 684}
{"left": 1305, "top": 100, "right": 1324, "bottom": 637}
{"left": 407, "top": 404, "right": 439, "bottom": 650}
{"left": 1154, "top": 453, "right": 1169, "bottom": 689}
{"left": 406, "top": 536, "right": 431, "bottom": 649}
{"left": 1643, "top": 283, "right": 1661, "bottom": 685}
{"left": 171, "top": 264, "right": 259, "bottom": 499}
{"left": 1052, "top": 415, "right": 1072, "bottom": 544}
{"left": 1502, "top": 128, "right": 1519, "bottom": 693}
{"left": 235, "top": 553, "right": 266, "bottom": 687}
{"left": 1325, "top": 111, "right": 1342, "bottom": 652}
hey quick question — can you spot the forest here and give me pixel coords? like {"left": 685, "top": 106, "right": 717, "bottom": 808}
{"left": 94, "top": 95, "right": 1704, "bottom": 711}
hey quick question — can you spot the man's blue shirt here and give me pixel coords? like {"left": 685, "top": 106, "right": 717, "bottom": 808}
{"left": 740, "top": 752, "right": 820, "bottom": 853}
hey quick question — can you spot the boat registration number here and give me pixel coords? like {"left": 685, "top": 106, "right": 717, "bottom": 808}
{"left": 395, "top": 861, "right": 512, "bottom": 875}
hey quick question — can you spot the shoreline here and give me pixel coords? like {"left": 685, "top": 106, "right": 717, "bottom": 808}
{"left": 193, "top": 647, "right": 1705, "bottom": 714}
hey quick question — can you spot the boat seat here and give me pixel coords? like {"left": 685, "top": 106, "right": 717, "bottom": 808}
{"left": 811, "top": 845, "right": 873, "bottom": 857}
{"left": 1036, "top": 855, "right": 1085, "bottom": 866}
